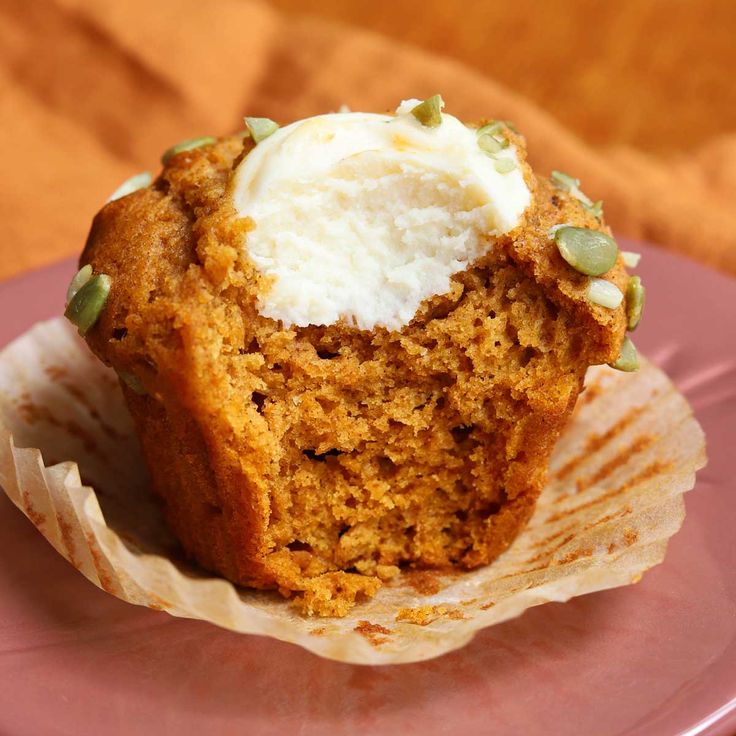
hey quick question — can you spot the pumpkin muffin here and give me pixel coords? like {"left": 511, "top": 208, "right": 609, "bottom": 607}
{"left": 66, "top": 97, "right": 641, "bottom": 616}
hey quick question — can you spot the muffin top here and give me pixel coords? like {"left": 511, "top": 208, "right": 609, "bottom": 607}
{"left": 70, "top": 96, "right": 640, "bottom": 391}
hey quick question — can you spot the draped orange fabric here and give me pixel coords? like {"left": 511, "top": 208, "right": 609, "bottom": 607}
{"left": 1, "top": 0, "right": 734, "bottom": 281}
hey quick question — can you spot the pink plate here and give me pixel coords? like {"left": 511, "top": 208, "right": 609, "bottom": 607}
{"left": 0, "top": 241, "right": 735, "bottom": 736}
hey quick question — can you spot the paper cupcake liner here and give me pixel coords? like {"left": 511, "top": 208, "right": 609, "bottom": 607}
{"left": 0, "top": 318, "right": 706, "bottom": 664}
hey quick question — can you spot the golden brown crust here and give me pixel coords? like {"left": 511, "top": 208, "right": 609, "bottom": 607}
{"left": 80, "top": 132, "right": 627, "bottom": 615}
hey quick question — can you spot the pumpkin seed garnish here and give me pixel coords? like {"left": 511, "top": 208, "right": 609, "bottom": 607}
{"left": 477, "top": 121, "right": 505, "bottom": 138}
{"left": 494, "top": 157, "right": 517, "bottom": 174}
{"left": 554, "top": 226, "right": 619, "bottom": 276}
{"left": 622, "top": 251, "right": 641, "bottom": 268}
{"left": 550, "top": 169, "right": 603, "bottom": 220}
{"left": 410, "top": 95, "right": 445, "bottom": 128}
{"left": 587, "top": 278, "right": 624, "bottom": 308}
{"left": 107, "top": 172, "right": 152, "bottom": 203}
{"left": 161, "top": 136, "right": 217, "bottom": 165}
{"left": 582, "top": 200, "right": 604, "bottom": 219}
{"left": 478, "top": 120, "right": 518, "bottom": 135}
{"left": 477, "top": 122, "right": 510, "bottom": 152}
{"left": 625, "top": 276, "right": 645, "bottom": 330}
{"left": 64, "top": 273, "right": 111, "bottom": 336}
{"left": 475, "top": 122, "right": 517, "bottom": 172}
{"left": 550, "top": 170, "right": 580, "bottom": 191}
{"left": 609, "top": 336, "right": 639, "bottom": 372}
{"left": 244, "top": 117, "right": 280, "bottom": 144}
{"left": 478, "top": 133, "right": 505, "bottom": 155}
{"left": 65, "top": 264, "right": 93, "bottom": 306}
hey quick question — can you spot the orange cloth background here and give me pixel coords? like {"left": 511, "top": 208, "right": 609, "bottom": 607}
{"left": 1, "top": 0, "right": 735, "bottom": 282}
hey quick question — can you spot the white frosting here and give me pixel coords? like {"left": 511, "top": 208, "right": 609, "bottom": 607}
{"left": 231, "top": 100, "right": 531, "bottom": 331}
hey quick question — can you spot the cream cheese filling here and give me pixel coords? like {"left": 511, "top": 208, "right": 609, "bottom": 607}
{"left": 231, "top": 100, "right": 531, "bottom": 331}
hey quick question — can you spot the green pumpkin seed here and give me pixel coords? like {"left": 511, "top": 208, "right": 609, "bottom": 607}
{"left": 477, "top": 121, "right": 515, "bottom": 172}
{"left": 494, "top": 157, "right": 517, "bottom": 174}
{"left": 477, "top": 121, "right": 505, "bottom": 138}
{"left": 554, "top": 226, "right": 619, "bottom": 276}
{"left": 552, "top": 169, "right": 591, "bottom": 206}
{"left": 161, "top": 136, "right": 217, "bottom": 164}
{"left": 478, "top": 119, "right": 518, "bottom": 135}
{"left": 65, "top": 264, "right": 93, "bottom": 306}
{"left": 478, "top": 133, "right": 505, "bottom": 155}
{"left": 583, "top": 200, "right": 604, "bottom": 219}
{"left": 587, "top": 278, "right": 623, "bottom": 308}
{"left": 410, "top": 95, "right": 445, "bottom": 128}
{"left": 609, "top": 336, "right": 639, "bottom": 372}
{"left": 107, "top": 172, "right": 152, "bottom": 203}
{"left": 550, "top": 169, "right": 603, "bottom": 219}
{"left": 244, "top": 117, "right": 280, "bottom": 144}
{"left": 477, "top": 122, "right": 510, "bottom": 156}
{"left": 621, "top": 251, "right": 641, "bottom": 268}
{"left": 625, "top": 276, "right": 645, "bottom": 330}
{"left": 551, "top": 170, "right": 581, "bottom": 191}
{"left": 118, "top": 371, "right": 146, "bottom": 395}
{"left": 64, "top": 274, "right": 110, "bottom": 336}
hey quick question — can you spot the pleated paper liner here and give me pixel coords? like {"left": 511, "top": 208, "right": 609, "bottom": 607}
{"left": 0, "top": 318, "right": 706, "bottom": 664}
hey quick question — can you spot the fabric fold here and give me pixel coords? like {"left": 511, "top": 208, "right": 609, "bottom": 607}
{"left": 0, "top": 0, "right": 734, "bottom": 280}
